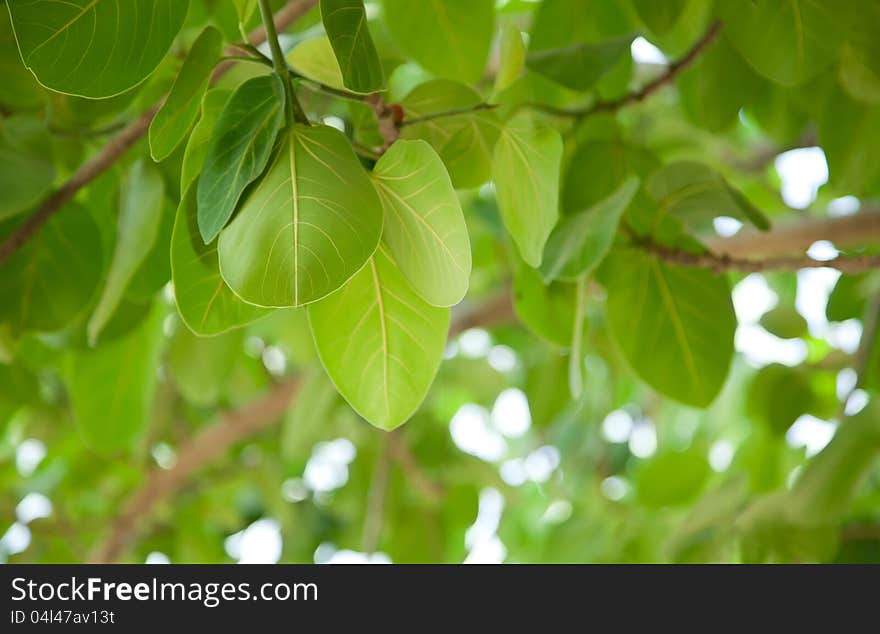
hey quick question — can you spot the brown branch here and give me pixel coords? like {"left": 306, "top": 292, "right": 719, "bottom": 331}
{"left": 706, "top": 208, "right": 880, "bottom": 258}
{"left": 89, "top": 378, "right": 302, "bottom": 563}
{"left": 530, "top": 20, "right": 723, "bottom": 119}
{"left": 0, "top": 0, "right": 319, "bottom": 267}
{"left": 90, "top": 289, "right": 516, "bottom": 562}
{"left": 641, "top": 241, "right": 880, "bottom": 275}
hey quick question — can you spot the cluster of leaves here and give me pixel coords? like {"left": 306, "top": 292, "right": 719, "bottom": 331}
{"left": 2, "top": 0, "right": 880, "bottom": 563}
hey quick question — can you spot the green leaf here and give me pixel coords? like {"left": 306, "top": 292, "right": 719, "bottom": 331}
{"left": 380, "top": 0, "right": 494, "bottom": 84}
{"left": 759, "top": 305, "right": 808, "bottom": 340}
{"left": 540, "top": 176, "right": 639, "bottom": 282}
{"left": 88, "top": 160, "right": 165, "bottom": 345}
{"left": 826, "top": 273, "right": 871, "bottom": 323}
{"left": 181, "top": 89, "right": 231, "bottom": 194}
{"left": 68, "top": 303, "right": 165, "bottom": 452}
{"left": 818, "top": 88, "right": 880, "bottom": 196}
{"left": 197, "top": 74, "right": 285, "bottom": 244}
{"left": 716, "top": 0, "right": 848, "bottom": 86}
{"left": 492, "top": 113, "right": 563, "bottom": 266}
{"left": 636, "top": 448, "right": 710, "bottom": 508}
{"left": 513, "top": 261, "right": 578, "bottom": 347}
{"left": 169, "top": 326, "right": 242, "bottom": 406}
{"left": 526, "top": 34, "right": 634, "bottom": 92}
{"left": 308, "top": 246, "right": 450, "bottom": 430}
{"left": 372, "top": 140, "right": 471, "bottom": 307}
{"left": 218, "top": 123, "right": 383, "bottom": 307}
{"left": 631, "top": 0, "right": 687, "bottom": 34}
{"left": 400, "top": 79, "right": 501, "bottom": 189}
{"left": 0, "top": 10, "right": 44, "bottom": 111}
{"left": 646, "top": 161, "right": 770, "bottom": 231}
{"left": 602, "top": 247, "right": 735, "bottom": 407}
{"left": 0, "top": 116, "right": 55, "bottom": 220}
{"left": 171, "top": 182, "right": 271, "bottom": 336}
{"left": 563, "top": 140, "right": 659, "bottom": 214}
{"left": 6, "top": 0, "right": 189, "bottom": 98}
{"left": 493, "top": 23, "right": 526, "bottom": 96}
{"left": 746, "top": 364, "right": 822, "bottom": 435}
{"left": 320, "top": 0, "right": 385, "bottom": 93}
{"left": 678, "top": 34, "right": 762, "bottom": 132}
{"left": 149, "top": 26, "right": 223, "bottom": 162}
{"left": 233, "top": 0, "right": 258, "bottom": 30}
{"left": 0, "top": 204, "right": 102, "bottom": 335}
{"left": 288, "top": 36, "right": 346, "bottom": 90}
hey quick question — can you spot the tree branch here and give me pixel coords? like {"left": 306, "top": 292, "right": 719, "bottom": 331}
{"left": 529, "top": 20, "right": 723, "bottom": 119}
{"left": 90, "top": 288, "right": 516, "bottom": 562}
{"left": 0, "top": 0, "right": 319, "bottom": 267}
{"left": 89, "top": 378, "right": 302, "bottom": 563}
{"left": 640, "top": 240, "right": 880, "bottom": 275}
{"left": 706, "top": 208, "right": 880, "bottom": 258}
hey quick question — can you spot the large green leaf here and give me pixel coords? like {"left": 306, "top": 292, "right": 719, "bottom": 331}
{"left": 631, "top": 0, "right": 687, "bottom": 33}
{"left": 171, "top": 182, "right": 271, "bottom": 336}
{"left": 400, "top": 79, "right": 501, "bottom": 189}
{"left": 526, "top": 34, "right": 634, "bottom": 92}
{"left": 68, "top": 303, "right": 165, "bottom": 452}
{"left": 380, "top": 0, "right": 494, "bottom": 84}
{"left": 513, "top": 261, "right": 577, "bottom": 347}
{"left": 320, "top": 0, "right": 385, "bottom": 93}
{"left": 372, "top": 140, "right": 471, "bottom": 307}
{"left": 308, "top": 246, "right": 449, "bottom": 430}
{"left": 149, "top": 26, "right": 223, "bottom": 162}
{"left": 492, "top": 113, "right": 563, "bottom": 267}
{"left": 88, "top": 160, "right": 165, "bottom": 345}
{"left": 645, "top": 162, "right": 770, "bottom": 232}
{"left": 288, "top": 36, "right": 346, "bottom": 90}
{"left": 602, "top": 247, "right": 735, "bottom": 407}
{"left": 180, "top": 89, "right": 231, "bottom": 194}
{"left": 6, "top": 0, "right": 189, "bottom": 98}
{"left": 678, "top": 34, "right": 762, "bottom": 132}
{"left": 197, "top": 74, "right": 285, "bottom": 244}
{"left": 0, "top": 116, "right": 55, "bottom": 220}
{"left": 0, "top": 204, "right": 102, "bottom": 335}
{"left": 716, "top": 0, "right": 848, "bottom": 86}
{"left": 218, "top": 123, "right": 383, "bottom": 308}
{"left": 168, "top": 326, "right": 242, "bottom": 406}
{"left": 540, "top": 176, "right": 638, "bottom": 282}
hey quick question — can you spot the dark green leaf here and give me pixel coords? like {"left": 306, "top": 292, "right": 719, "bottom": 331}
{"left": 526, "top": 34, "right": 634, "bottom": 92}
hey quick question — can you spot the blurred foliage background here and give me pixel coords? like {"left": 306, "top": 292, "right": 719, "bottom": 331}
{"left": 2, "top": 0, "right": 880, "bottom": 564}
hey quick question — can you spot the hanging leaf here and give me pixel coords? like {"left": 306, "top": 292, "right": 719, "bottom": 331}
{"left": 180, "top": 89, "right": 231, "bottom": 194}
{"left": 308, "top": 246, "right": 449, "bottom": 430}
{"left": 149, "top": 26, "right": 224, "bottom": 162}
{"left": 541, "top": 176, "right": 639, "bottom": 282}
{"left": 288, "top": 36, "right": 346, "bottom": 90}
{"left": 372, "top": 140, "right": 471, "bottom": 307}
{"left": 320, "top": 0, "right": 385, "bottom": 93}
{"left": 197, "top": 74, "right": 285, "bottom": 244}
{"left": 400, "top": 79, "right": 501, "bottom": 189}
{"left": 171, "top": 183, "right": 271, "bottom": 336}
{"left": 646, "top": 162, "right": 770, "bottom": 231}
{"left": 493, "top": 23, "right": 526, "bottom": 96}
{"left": 0, "top": 116, "right": 55, "bottom": 220}
{"left": 7, "top": 0, "right": 189, "bottom": 98}
{"left": 513, "top": 261, "right": 578, "bottom": 347}
{"left": 380, "top": 0, "right": 494, "bottom": 84}
{"left": 526, "top": 34, "right": 634, "bottom": 92}
{"left": 88, "top": 160, "right": 165, "bottom": 345}
{"left": 68, "top": 303, "right": 166, "bottom": 452}
{"left": 0, "top": 204, "right": 102, "bottom": 336}
{"left": 218, "top": 123, "right": 383, "bottom": 307}
{"left": 716, "top": 0, "right": 848, "bottom": 86}
{"left": 492, "top": 113, "right": 563, "bottom": 267}
{"left": 602, "top": 247, "right": 735, "bottom": 407}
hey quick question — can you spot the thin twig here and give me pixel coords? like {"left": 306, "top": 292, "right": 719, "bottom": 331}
{"left": 0, "top": 0, "right": 319, "bottom": 267}
{"left": 528, "top": 20, "right": 723, "bottom": 120}
{"left": 400, "top": 103, "right": 498, "bottom": 127}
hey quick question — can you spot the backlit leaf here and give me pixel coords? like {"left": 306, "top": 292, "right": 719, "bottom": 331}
{"left": 218, "top": 123, "right": 383, "bottom": 307}
{"left": 372, "top": 140, "right": 471, "bottom": 307}
{"left": 6, "top": 0, "right": 189, "bottom": 98}
{"left": 309, "top": 246, "right": 449, "bottom": 430}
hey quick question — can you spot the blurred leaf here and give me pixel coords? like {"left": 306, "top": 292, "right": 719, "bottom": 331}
{"left": 631, "top": 0, "right": 687, "bottom": 34}
{"left": 0, "top": 116, "right": 55, "bottom": 221}
{"left": 746, "top": 364, "right": 819, "bottom": 435}
{"left": 169, "top": 327, "right": 243, "bottom": 407}
{"left": 526, "top": 34, "right": 633, "bottom": 92}
{"left": 513, "top": 262, "right": 577, "bottom": 347}
{"left": 759, "top": 305, "right": 808, "bottom": 340}
{"left": 289, "top": 36, "right": 346, "bottom": 90}
{"left": 635, "top": 447, "right": 711, "bottom": 509}
{"left": 493, "top": 23, "right": 526, "bottom": 96}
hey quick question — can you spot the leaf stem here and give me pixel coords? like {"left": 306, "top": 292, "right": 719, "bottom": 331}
{"left": 257, "top": 0, "right": 309, "bottom": 125}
